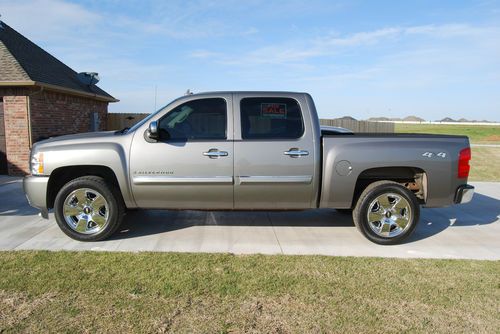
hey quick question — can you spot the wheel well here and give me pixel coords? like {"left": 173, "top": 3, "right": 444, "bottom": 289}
{"left": 353, "top": 167, "right": 427, "bottom": 207}
{"left": 47, "top": 165, "right": 121, "bottom": 209}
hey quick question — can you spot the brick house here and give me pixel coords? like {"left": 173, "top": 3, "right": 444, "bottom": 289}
{"left": 0, "top": 21, "right": 117, "bottom": 175}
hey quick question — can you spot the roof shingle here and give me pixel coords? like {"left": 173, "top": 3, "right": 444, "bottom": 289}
{"left": 0, "top": 21, "right": 116, "bottom": 101}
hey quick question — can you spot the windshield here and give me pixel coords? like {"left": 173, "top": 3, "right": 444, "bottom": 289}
{"left": 126, "top": 99, "right": 178, "bottom": 133}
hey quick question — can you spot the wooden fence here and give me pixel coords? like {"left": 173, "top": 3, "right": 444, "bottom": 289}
{"left": 320, "top": 119, "right": 394, "bottom": 133}
{"left": 107, "top": 113, "right": 150, "bottom": 131}
{"left": 107, "top": 113, "right": 394, "bottom": 133}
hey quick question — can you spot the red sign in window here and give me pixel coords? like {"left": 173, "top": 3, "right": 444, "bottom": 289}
{"left": 261, "top": 103, "right": 287, "bottom": 119}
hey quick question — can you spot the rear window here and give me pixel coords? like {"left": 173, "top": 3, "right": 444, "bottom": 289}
{"left": 240, "top": 97, "right": 304, "bottom": 139}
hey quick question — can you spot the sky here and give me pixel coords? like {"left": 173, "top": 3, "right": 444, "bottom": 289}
{"left": 1, "top": 0, "right": 499, "bottom": 121}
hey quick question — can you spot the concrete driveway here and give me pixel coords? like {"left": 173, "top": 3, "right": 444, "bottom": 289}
{"left": 1, "top": 176, "right": 499, "bottom": 260}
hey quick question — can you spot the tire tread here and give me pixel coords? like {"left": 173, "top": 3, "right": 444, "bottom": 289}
{"left": 352, "top": 180, "right": 419, "bottom": 245}
{"left": 54, "top": 176, "right": 125, "bottom": 241}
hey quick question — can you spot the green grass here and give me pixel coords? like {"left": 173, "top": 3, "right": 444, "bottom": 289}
{"left": 469, "top": 146, "right": 500, "bottom": 181}
{"left": 395, "top": 123, "right": 500, "bottom": 144}
{"left": 395, "top": 123, "right": 500, "bottom": 181}
{"left": 1, "top": 251, "right": 498, "bottom": 333}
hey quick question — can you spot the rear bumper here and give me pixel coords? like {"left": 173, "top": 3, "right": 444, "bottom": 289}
{"left": 23, "top": 175, "right": 49, "bottom": 219}
{"left": 454, "top": 184, "right": 474, "bottom": 204}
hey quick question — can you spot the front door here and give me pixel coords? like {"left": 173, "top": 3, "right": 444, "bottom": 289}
{"left": 0, "top": 98, "right": 7, "bottom": 174}
{"left": 129, "top": 95, "right": 234, "bottom": 209}
{"left": 233, "top": 94, "right": 316, "bottom": 209}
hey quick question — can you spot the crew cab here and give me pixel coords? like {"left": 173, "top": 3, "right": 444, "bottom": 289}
{"left": 23, "top": 92, "right": 474, "bottom": 244}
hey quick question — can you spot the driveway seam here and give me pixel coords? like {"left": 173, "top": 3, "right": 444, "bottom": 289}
{"left": 267, "top": 213, "right": 284, "bottom": 254}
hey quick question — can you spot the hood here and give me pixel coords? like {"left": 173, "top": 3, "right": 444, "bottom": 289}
{"left": 32, "top": 131, "right": 119, "bottom": 150}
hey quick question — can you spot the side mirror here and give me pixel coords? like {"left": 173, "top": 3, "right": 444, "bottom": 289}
{"left": 147, "top": 121, "right": 159, "bottom": 140}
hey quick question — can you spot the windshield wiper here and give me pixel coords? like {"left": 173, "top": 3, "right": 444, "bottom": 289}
{"left": 116, "top": 127, "right": 129, "bottom": 134}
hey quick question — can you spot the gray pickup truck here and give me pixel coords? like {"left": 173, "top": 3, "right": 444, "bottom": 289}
{"left": 23, "top": 92, "right": 474, "bottom": 244}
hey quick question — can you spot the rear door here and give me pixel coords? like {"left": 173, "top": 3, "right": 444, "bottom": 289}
{"left": 233, "top": 93, "right": 316, "bottom": 209}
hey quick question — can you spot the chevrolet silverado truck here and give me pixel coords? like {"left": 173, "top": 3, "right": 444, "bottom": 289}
{"left": 23, "top": 92, "right": 474, "bottom": 244}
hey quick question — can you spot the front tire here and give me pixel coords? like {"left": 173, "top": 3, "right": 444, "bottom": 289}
{"left": 352, "top": 181, "right": 420, "bottom": 245}
{"left": 54, "top": 176, "right": 125, "bottom": 241}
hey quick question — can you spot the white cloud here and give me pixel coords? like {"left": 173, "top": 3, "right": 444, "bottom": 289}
{"left": 220, "top": 47, "right": 323, "bottom": 65}
{"left": 193, "top": 23, "right": 500, "bottom": 67}
{"left": 404, "top": 23, "right": 496, "bottom": 37}
{"left": 189, "top": 50, "right": 223, "bottom": 59}
{"left": 242, "top": 27, "right": 259, "bottom": 35}
{"left": 1, "top": 0, "right": 260, "bottom": 42}
{"left": 320, "top": 27, "right": 401, "bottom": 47}
{"left": 111, "top": 15, "right": 229, "bottom": 39}
{"left": 188, "top": 27, "right": 405, "bottom": 65}
{"left": 0, "top": 0, "right": 100, "bottom": 42}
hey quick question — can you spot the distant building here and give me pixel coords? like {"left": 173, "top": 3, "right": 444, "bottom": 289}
{"left": 0, "top": 21, "right": 117, "bottom": 175}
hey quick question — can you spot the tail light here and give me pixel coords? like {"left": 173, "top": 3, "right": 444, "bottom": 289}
{"left": 458, "top": 147, "right": 471, "bottom": 179}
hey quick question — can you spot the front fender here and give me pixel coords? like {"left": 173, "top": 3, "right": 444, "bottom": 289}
{"left": 42, "top": 143, "right": 135, "bottom": 207}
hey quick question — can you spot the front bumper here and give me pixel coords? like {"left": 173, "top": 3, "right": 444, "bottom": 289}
{"left": 23, "top": 175, "right": 50, "bottom": 218}
{"left": 454, "top": 184, "right": 475, "bottom": 204}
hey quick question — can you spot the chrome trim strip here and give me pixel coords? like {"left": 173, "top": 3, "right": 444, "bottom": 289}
{"left": 238, "top": 175, "right": 313, "bottom": 185}
{"left": 133, "top": 176, "right": 233, "bottom": 185}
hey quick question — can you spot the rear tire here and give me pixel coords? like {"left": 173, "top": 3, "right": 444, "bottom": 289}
{"left": 352, "top": 180, "right": 420, "bottom": 245}
{"left": 54, "top": 176, "right": 125, "bottom": 241}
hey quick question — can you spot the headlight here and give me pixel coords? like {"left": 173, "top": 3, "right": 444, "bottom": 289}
{"left": 31, "top": 152, "right": 44, "bottom": 175}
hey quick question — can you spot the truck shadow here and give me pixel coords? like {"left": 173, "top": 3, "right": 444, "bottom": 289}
{"left": 112, "top": 193, "right": 500, "bottom": 244}
{"left": 405, "top": 193, "right": 500, "bottom": 243}
{"left": 111, "top": 209, "right": 355, "bottom": 240}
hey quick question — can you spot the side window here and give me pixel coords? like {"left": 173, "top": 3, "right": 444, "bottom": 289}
{"left": 158, "top": 98, "right": 227, "bottom": 141}
{"left": 240, "top": 97, "right": 304, "bottom": 139}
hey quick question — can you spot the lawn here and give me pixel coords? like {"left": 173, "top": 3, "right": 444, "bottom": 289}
{"left": 469, "top": 146, "right": 500, "bottom": 181}
{"left": 395, "top": 123, "right": 500, "bottom": 181}
{"left": 1, "top": 251, "right": 498, "bottom": 333}
{"left": 395, "top": 123, "right": 500, "bottom": 144}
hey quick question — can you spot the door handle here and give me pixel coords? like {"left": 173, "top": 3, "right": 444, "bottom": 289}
{"left": 203, "top": 149, "right": 228, "bottom": 158}
{"left": 284, "top": 148, "right": 309, "bottom": 158}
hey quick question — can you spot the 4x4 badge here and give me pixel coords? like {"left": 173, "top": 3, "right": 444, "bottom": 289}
{"left": 422, "top": 152, "right": 446, "bottom": 158}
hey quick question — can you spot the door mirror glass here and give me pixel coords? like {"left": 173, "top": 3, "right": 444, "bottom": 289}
{"left": 147, "top": 121, "right": 159, "bottom": 140}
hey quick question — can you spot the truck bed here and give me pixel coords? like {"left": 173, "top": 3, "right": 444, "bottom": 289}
{"left": 319, "top": 132, "right": 470, "bottom": 209}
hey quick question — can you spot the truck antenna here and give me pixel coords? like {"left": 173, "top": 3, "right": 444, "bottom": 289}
{"left": 154, "top": 85, "right": 157, "bottom": 111}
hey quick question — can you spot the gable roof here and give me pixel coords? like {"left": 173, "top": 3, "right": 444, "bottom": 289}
{"left": 0, "top": 21, "right": 117, "bottom": 102}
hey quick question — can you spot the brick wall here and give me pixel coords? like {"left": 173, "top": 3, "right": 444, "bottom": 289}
{"left": 0, "top": 87, "right": 109, "bottom": 175}
{"left": 30, "top": 90, "right": 108, "bottom": 142}
{"left": 0, "top": 88, "right": 30, "bottom": 175}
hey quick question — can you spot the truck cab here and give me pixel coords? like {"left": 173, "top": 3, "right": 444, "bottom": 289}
{"left": 130, "top": 92, "right": 321, "bottom": 210}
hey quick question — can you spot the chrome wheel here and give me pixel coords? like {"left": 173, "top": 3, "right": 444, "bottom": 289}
{"left": 63, "top": 188, "right": 109, "bottom": 234}
{"left": 367, "top": 192, "right": 412, "bottom": 238}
